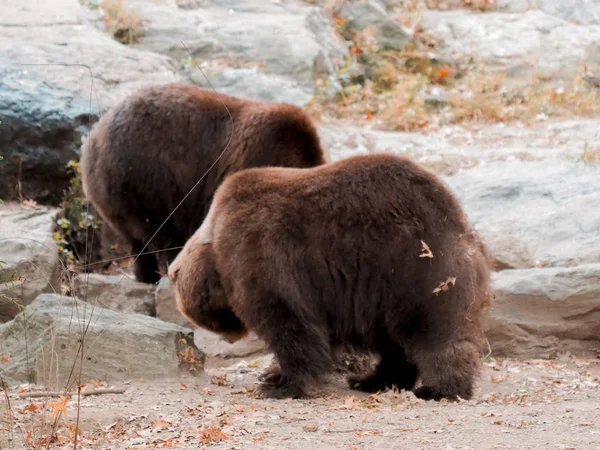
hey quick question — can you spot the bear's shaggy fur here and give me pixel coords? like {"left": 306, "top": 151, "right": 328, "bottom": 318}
{"left": 80, "top": 83, "right": 326, "bottom": 283}
{"left": 168, "top": 153, "right": 494, "bottom": 401}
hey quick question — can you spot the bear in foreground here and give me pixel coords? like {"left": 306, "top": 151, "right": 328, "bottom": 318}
{"left": 168, "top": 153, "right": 494, "bottom": 401}
{"left": 80, "top": 83, "right": 326, "bottom": 284}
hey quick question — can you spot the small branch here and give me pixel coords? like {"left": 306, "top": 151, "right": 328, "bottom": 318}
{"left": 18, "top": 388, "right": 125, "bottom": 399}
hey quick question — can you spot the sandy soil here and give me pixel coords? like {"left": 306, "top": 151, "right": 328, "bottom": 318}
{"left": 2, "top": 353, "right": 599, "bottom": 450}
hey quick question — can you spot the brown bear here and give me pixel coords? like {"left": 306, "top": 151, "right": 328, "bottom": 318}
{"left": 168, "top": 153, "right": 494, "bottom": 401}
{"left": 80, "top": 82, "right": 327, "bottom": 283}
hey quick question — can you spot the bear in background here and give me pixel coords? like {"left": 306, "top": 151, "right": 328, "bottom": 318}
{"left": 80, "top": 83, "right": 326, "bottom": 283}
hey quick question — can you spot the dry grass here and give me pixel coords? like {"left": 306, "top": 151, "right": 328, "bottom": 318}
{"left": 582, "top": 144, "right": 600, "bottom": 163}
{"left": 447, "top": 63, "right": 600, "bottom": 124}
{"left": 100, "top": 0, "right": 144, "bottom": 45}
{"left": 0, "top": 264, "right": 100, "bottom": 449}
{"left": 426, "top": 0, "right": 497, "bottom": 11}
{"left": 309, "top": 25, "right": 600, "bottom": 131}
{"left": 305, "top": 0, "right": 498, "bottom": 13}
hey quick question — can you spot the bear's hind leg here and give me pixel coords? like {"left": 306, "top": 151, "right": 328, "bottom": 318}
{"left": 410, "top": 339, "right": 481, "bottom": 401}
{"left": 132, "top": 241, "right": 161, "bottom": 284}
{"left": 349, "top": 342, "right": 418, "bottom": 393}
{"left": 254, "top": 302, "right": 333, "bottom": 399}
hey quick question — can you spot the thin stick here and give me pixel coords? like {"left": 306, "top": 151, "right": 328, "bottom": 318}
{"left": 483, "top": 338, "right": 493, "bottom": 359}
{"left": 18, "top": 388, "right": 125, "bottom": 399}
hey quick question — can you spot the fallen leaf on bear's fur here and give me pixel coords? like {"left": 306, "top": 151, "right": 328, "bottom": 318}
{"left": 433, "top": 277, "right": 457, "bottom": 295}
{"left": 419, "top": 240, "right": 434, "bottom": 258}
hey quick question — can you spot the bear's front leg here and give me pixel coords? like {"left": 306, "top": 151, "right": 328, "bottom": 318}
{"left": 349, "top": 343, "right": 418, "bottom": 393}
{"left": 253, "top": 302, "right": 333, "bottom": 399}
{"left": 258, "top": 358, "right": 281, "bottom": 384}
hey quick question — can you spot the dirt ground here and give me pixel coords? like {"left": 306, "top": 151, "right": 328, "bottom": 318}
{"left": 2, "top": 352, "right": 599, "bottom": 450}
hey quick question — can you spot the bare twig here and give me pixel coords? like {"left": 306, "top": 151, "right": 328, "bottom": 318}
{"left": 0, "top": 374, "right": 15, "bottom": 450}
{"left": 483, "top": 338, "right": 493, "bottom": 359}
{"left": 17, "top": 158, "right": 23, "bottom": 202}
{"left": 18, "top": 388, "right": 125, "bottom": 399}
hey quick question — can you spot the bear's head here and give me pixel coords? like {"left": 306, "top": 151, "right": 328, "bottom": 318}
{"left": 168, "top": 240, "right": 248, "bottom": 344}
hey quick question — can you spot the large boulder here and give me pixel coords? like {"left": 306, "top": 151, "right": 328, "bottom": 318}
{"left": 117, "top": 0, "right": 348, "bottom": 87}
{"left": 0, "top": 204, "right": 61, "bottom": 323}
{"left": 0, "top": 0, "right": 179, "bottom": 204}
{"left": 497, "top": 0, "right": 600, "bottom": 26}
{"left": 537, "top": 0, "right": 600, "bottom": 26}
{"left": 0, "top": 294, "right": 205, "bottom": 388}
{"left": 445, "top": 159, "right": 600, "bottom": 269}
{"left": 317, "top": 119, "right": 599, "bottom": 169}
{"left": 155, "top": 277, "right": 192, "bottom": 328}
{"left": 0, "top": 66, "right": 95, "bottom": 204}
{"left": 188, "top": 67, "right": 312, "bottom": 107}
{"left": 193, "top": 329, "right": 268, "bottom": 360}
{"left": 333, "top": 0, "right": 412, "bottom": 51}
{"left": 486, "top": 264, "right": 600, "bottom": 358}
{"left": 73, "top": 273, "right": 156, "bottom": 316}
{"left": 422, "top": 8, "right": 600, "bottom": 82}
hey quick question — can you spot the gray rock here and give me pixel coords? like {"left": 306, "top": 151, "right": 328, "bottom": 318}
{"left": 0, "top": 0, "right": 179, "bottom": 204}
{"left": 122, "top": 0, "right": 348, "bottom": 86}
{"left": 445, "top": 160, "right": 600, "bottom": 268}
{"left": 73, "top": 273, "right": 156, "bottom": 316}
{"left": 423, "top": 9, "right": 600, "bottom": 82}
{"left": 155, "top": 278, "right": 267, "bottom": 358}
{"left": 420, "top": 86, "right": 451, "bottom": 109}
{"left": 335, "top": 0, "right": 412, "bottom": 51}
{"left": 0, "top": 0, "right": 86, "bottom": 27}
{"left": 317, "top": 119, "right": 600, "bottom": 175}
{"left": 306, "top": 7, "right": 350, "bottom": 75}
{"left": 188, "top": 67, "right": 312, "bottom": 106}
{"left": 495, "top": 0, "right": 538, "bottom": 13}
{"left": 194, "top": 329, "right": 267, "bottom": 359}
{"left": 480, "top": 231, "right": 536, "bottom": 271}
{"left": 0, "top": 66, "right": 95, "bottom": 204}
{"left": 0, "top": 204, "right": 60, "bottom": 323}
{"left": 537, "top": 0, "right": 600, "bottom": 26}
{"left": 486, "top": 263, "right": 600, "bottom": 358}
{"left": 155, "top": 277, "right": 193, "bottom": 328}
{"left": 0, "top": 294, "right": 204, "bottom": 387}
